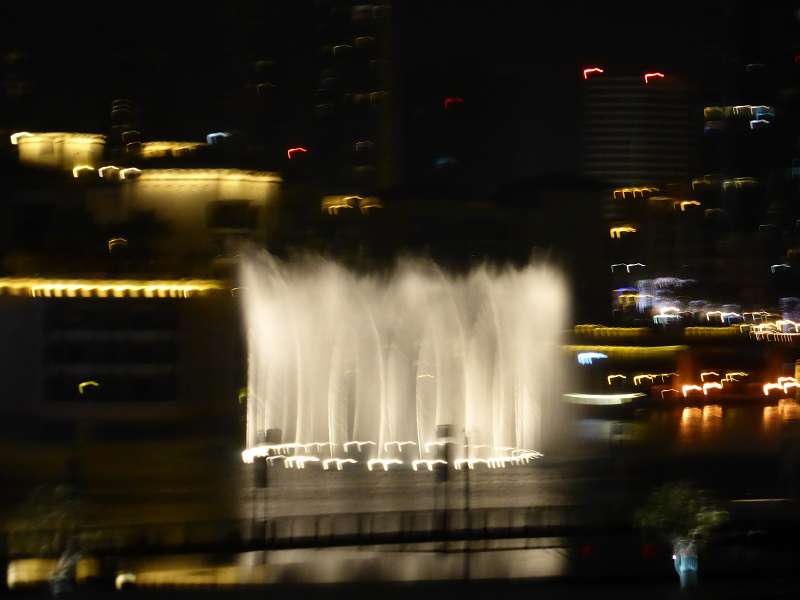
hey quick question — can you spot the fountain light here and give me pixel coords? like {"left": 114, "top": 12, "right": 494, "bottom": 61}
{"left": 412, "top": 459, "right": 446, "bottom": 471}
{"left": 384, "top": 441, "right": 417, "bottom": 452}
{"left": 343, "top": 441, "right": 376, "bottom": 452}
{"left": 322, "top": 458, "right": 357, "bottom": 470}
{"left": 367, "top": 458, "right": 403, "bottom": 471}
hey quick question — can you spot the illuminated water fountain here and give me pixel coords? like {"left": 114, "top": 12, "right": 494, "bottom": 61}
{"left": 240, "top": 253, "right": 568, "bottom": 469}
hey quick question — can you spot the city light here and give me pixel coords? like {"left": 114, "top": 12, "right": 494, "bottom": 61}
{"left": 612, "top": 187, "right": 658, "bottom": 199}
{"left": 287, "top": 147, "right": 308, "bottom": 159}
{"left": 577, "top": 351, "right": 607, "bottom": 365}
{"left": 563, "top": 393, "right": 645, "bottom": 405}
{"left": 610, "top": 263, "right": 646, "bottom": 273}
{"left": 677, "top": 200, "right": 701, "bottom": 212}
{"left": 573, "top": 325, "right": 649, "bottom": 337}
{"left": 0, "top": 278, "right": 223, "bottom": 298}
{"left": 610, "top": 225, "right": 637, "bottom": 239}
{"left": 98, "top": 165, "right": 120, "bottom": 178}
{"left": 78, "top": 380, "right": 99, "bottom": 395}
{"left": 582, "top": 67, "right": 604, "bottom": 80}
{"left": 119, "top": 168, "right": 142, "bottom": 179}
{"left": 644, "top": 72, "right": 665, "bottom": 83}
{"left": 700, "top": 371, "right": 719, "bottom": 382}
{"left": 106, "top": 238, "right": 129, "bottom": 253}
{"left": 702, "top": 382, "right": 723, "bottom": 395}
{"left": 607, "top": 374, "right": 627, "bottom": 385}
{"left": 10, "top": 131, "right": 32, "bottom": 145}
{"left": 72, "top": 165, "right": 95, "bottom": 178}
{"left": 681, "top": 384, "right": 703, "bottom": 397}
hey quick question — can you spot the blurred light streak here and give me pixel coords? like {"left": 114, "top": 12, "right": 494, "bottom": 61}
{"left": 681, "top": 384, "right": 702, "bottom": 397}
{"left": 78, "top": 380, "right": 99, "bottom": 395}
{"left": 644, "top": 72, "right": 665, "bottom": 83}
{"left": 771, "top": 264, "right": 791, "bottom": 273}
{"left": 607, "top": 374, "right": 626, "bottom": 385}
{"left": 574, "top": 324, "right": 649, "bottom": 337}
{"left": 206, "top": 132, "right": 231, "bottom": 144}
{"left": 10, "top": 131, "right": 32, "bottom": 145}
{"left": 412, "top": 459, "right": 447, "bottom": 471}
{"left": 108, "top": 237, "right": 128, "bottom": 252}
{"left": 633, "top": 374, "right": 657, "bottom": 386}
{"left": 563, "top": 393, "right": 644, "bottom": 405}
{"left": 322, "top": 458, "right": 357, "bottom": 470}
{"left": 98, "top": 165, "right": 120, "bottom": 178}
{"left": 444, "top": 97, "right": 465, "bottom": 109}
{"left": 367, "top": 458, "right": 403, "bottom": 471}
{"left": 611, "top": 263, "right": 645, "bottom": 273}
{"left": 0, "top": 277, "right": 223, "bottom": 299}
{"left": 343, "top": 441, "right": 376, "bottom": 452}
{"left": 72, "top": 165, "right": 95, "bottom": 178}
{"left": 677, "top": 200, "right": 701, "bottom": 212}
{"left": 583, "top": 67, "right": 604, "bottom": 80}
{"left": 140, "top": 141, "right": 204, "bottom": 158}
{"left": 703, "top": 405, "right": 723, "bottom": 419}
{"left": 384, "top": 441, "right": 417, "bottom": 452}
{"left": 284, "top": 456, "right": 320, "bottom": 469}
{"left": 612, "top": 187, "right": 658, "bottom": 199}
{"left": 661, "top": 388, "right": 679, "bottom": 399}
{"left": 287, "top": 147, "right": 308, "bottom": 159}
{"left": 564, "top": 345, "right": 687, "bottom": 359}
{"left": 702, "top": 382, "right": 723, "bottom": 395}
{"left": 750, "top": 119, "right": 770, "bottom": 129}
{"left": 119, "top": 167, "right": 142, "bottom": 179}
{"left": 610, "top": 225, "right": 637, "bottom": 239}
{"left": 577, "top": 352, "right": 607, "bottom": 365}
{"left": 700, "top": 371, "right": 719, "bottom": 382}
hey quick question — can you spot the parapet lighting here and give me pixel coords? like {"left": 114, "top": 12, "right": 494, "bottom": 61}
{"left": 0, "top": 278, "right": 224, "bottom": 298}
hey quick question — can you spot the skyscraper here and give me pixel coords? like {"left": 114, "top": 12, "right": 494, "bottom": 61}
{"left": 583, "top": 72, "right": 692, "bottom": 187}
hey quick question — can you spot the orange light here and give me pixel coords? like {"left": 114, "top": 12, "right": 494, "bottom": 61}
{"left": 583, "top": 67, "right": 604, "bottom": 80}
{"left": 644, "top": 72, "right": 665, "bottom": 83}
{"left": 702, "top": 382, "right": 723, "bottom": 395}
{"left": 681, "top": 384, "right": 702, "bottom": 397}
{"left": 444, "top": 97, "right": 464, "bottom": 109}
{"left": 287, "top": 147, "right": 308, "bottom": 159}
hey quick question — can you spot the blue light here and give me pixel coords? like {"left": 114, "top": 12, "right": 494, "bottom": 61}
{"left": 577, "top": 352, "right": 608, "bottom": 366}
{"left": 207, "top": 132, "right": 231, "bottom": 144}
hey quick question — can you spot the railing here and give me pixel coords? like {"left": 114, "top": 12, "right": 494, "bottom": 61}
{"left": 5, "top": 504, "right": 625, "bottom": 559}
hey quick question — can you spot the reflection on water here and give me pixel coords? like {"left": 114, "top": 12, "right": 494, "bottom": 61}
{"left": 577, "top": 399, "right": 800, "bottom": 453}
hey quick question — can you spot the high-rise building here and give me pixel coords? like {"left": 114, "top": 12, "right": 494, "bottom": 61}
{"left": 583, "top": 72, "right": 692, "bottom": 187}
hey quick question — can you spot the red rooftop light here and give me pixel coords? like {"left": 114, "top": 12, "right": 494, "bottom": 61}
{"left": 444, "top": 97, "right": 464, "bottom": 109}
{"left": 583, "top": 67, "right": 604, "bottom": 80}
{"left": 287, "top": 147, "right": 308, "bottom": 159}
{"left": 644, "top": 72, "right": 665, "bottom": 83}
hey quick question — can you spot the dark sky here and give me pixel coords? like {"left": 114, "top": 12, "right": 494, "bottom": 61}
{"left": 1, "top": 1, "right": 795, "bottom": 183}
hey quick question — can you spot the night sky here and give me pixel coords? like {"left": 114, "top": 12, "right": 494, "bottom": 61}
{"left": 0, "top": 1, "right": 795, "bottom": 186}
